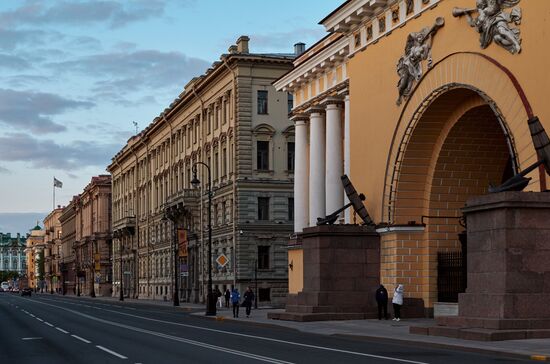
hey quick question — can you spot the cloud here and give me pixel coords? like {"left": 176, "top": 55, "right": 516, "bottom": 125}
{"left": 0, "top": 28, "right": 51, "bottom": 51}
{"left": 0, "top": 88, "right": 95, "bottom": 134}
{"left": 0, "top": 0, "right": 169, "bottom": 29}
{"left": 0, "top": 54, "right": 31, "bottom": 70}
{"left": 4, "top": 74, "right": 52, "bottom": 88}
{"left": 48, "top": 50, "right": 210, "bottom": 94}
{"left": 0, "top": 133, "right": 119, "bottom": 171}
{"left": 0, "top": 166, "right": 10, "bottom": 174}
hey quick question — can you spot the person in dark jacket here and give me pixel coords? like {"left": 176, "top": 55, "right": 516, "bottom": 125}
{"left": 231, "top": 288, "right": 240, "bottom": 318}
{"left": 243, "top": 287, "right": 255, "bottom": 318}
{"left": 224, "top": 289, "right": 231, "bottom": 308}
{"left": 375, "top": 284, "right": 389, "bottom": 320}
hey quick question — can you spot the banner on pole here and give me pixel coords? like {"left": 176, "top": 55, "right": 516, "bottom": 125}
{"left": 178, "top": 229, "right": 188, "bottom": 257}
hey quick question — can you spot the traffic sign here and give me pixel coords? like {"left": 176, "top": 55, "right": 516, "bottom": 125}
{"left": 216, "top": 254, "right": 228, "bottom": 267}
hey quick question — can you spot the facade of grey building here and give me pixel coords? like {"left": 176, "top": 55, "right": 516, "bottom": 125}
{"left": 0, "top": 233, "right": 26, "bottom": 275}
{"left": 109, "top": 37, "right": 296, "bottom": 305}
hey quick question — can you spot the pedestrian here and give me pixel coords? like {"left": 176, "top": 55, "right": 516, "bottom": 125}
{"left": 375, "top": 284, "right": 388, "bottom": 320}
{"left": 243, "top": 286, "right": 255, "bottom": 318}
{"left": 231, "top": 287, "right": 240, "bottom": 318}
{"left": 225, "top": 288, "right": 231, "bottom": 308}
{"left": 392, "top": 284, "right": 404, "bottom": 321}
{"left": 215, "top": 288, "right": 223, "bottom": 308}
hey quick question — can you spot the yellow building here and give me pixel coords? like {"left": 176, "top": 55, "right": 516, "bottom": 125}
{"left": 44, "top": 207, "right": 63, "bottom": 293}
{"left": 25, "top": 223, "right": 45, "bottom": 290}
{"left": 275, "top": 0, "right": 549, "bottom": 316}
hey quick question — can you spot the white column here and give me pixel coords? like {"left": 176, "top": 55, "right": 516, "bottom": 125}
{"left": 308, "top": 107, "right": 326, "bottom": 226}
{"left": 343, "top": 94, "right": 351, "bottom": 224}
{"left": 324, "top": 98, "right": 344, "bottom": 218}
{"left": 293, "top": 117, "right": 309, "bottom": 233}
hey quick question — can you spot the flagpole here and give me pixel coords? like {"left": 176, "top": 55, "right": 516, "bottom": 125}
{"left": 53, "top": 177, "right": 55, "bottom": 211}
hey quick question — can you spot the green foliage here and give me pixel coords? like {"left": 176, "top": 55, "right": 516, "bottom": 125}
{"left": 0, "top": 271, "right": 19, "bottom": 282}
{"left": 37, "top": 251, "right": 45, "bottom": 281}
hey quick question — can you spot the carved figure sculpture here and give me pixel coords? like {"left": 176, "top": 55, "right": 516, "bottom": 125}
{"left": 453, "top": 0, "right": 522, "bottom": 54}
{"left": 396, "top": 17, "right": 445, "bottom": 106}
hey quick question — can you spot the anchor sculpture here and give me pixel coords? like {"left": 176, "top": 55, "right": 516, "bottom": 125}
{"left": 317, "top": 175, "right": 375, "bottom": 226}
{"left": 490, "top": 116, "right": 550, "bottom": 192}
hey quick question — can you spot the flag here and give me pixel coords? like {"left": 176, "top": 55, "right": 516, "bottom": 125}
{"left": 53, "top": 177, "right": 63, "bottom": 188}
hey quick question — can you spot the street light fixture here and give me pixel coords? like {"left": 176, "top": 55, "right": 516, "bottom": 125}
{"left": 191, "top": 162, "right": 216, "bottom": 316}
{"left": 119, "top": 238, "right": 124, "bottom": 301}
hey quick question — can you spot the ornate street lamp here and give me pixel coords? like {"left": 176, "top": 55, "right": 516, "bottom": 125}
{"left": 191, "top": 162, "right": 216, "bottom": 316}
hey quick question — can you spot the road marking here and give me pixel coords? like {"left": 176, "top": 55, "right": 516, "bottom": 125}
{"left": 36, "top": 318, "right": 44, "bottom": 322}
{"left": 56, "top": 327, "right": 69, "bottom": 334}
{"left": 96, "top": 345, "right": 128, "bottom": 359}
{"left": 44, "top": 322, "right": 54, "bottom": 327}
{"left": 29, "top": 314, "right": 35, "bottom": 317}
{"left": 71, "top": 334, "right": 92, "bottom": 344}
{"left": 22, "top": 337, "right": 42, "bottom": 340}
{"left": 30, "top": 296, "right": 428, "bottom": 364}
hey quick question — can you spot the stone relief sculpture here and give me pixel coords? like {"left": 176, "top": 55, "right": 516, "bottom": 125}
{"left": 396, "top": 17, "right": 445, "bottom": 106}
{"left": 453, "top": 0, "right": 522, "bottom": 54}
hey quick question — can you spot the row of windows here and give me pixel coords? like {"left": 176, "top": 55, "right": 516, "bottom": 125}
{"left": 256, "top": 141, "right": 294, "bottom": 171}
{"left": 257, "top": 90, "right": 294, "bottom": 115}
{"left": 257, "top": 197, "right": 293, "bottom": 222}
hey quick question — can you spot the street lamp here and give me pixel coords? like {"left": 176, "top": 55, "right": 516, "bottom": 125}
{"left": 191, "top": 162, "right": 216, "bottom": 316}
{"left": 119, "top": 239, "right": 124, "bottom": 301}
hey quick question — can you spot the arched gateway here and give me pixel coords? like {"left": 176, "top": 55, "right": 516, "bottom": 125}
{"left": 381, "top": 52, "right": 539, "bottom": 313}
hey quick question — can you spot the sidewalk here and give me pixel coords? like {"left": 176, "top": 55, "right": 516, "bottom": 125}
{"left": 194, "top": 307, "right": 550, "bottom": 362}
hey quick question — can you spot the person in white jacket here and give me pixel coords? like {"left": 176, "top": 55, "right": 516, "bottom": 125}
{"left": 392, "top": 284, "right": 404, "bottom": 321}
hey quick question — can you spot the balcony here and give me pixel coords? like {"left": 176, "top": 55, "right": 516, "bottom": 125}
{"left": 113, "top": 216, "right": 136, "bottom": 235}
{"left": 166, "top": 188, "right": 199, "bottom": 207}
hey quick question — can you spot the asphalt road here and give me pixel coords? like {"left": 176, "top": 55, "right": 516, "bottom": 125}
{"left": 0, "top": 293, "right": 533, "bottom": 364}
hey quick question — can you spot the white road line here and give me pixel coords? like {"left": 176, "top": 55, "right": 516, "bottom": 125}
{"left": 29, "top": 314, "right": 35, "bottom": 317}
{"left": 36, "top": 318, "right": 44, "bottom": 322}
{"left": 56, "top": 327, "right": 69, "bottom": 334}
{"left": 96, "top": 345, "right": 128, "bottom": 359}
{"left": 31, "top": 297, "right": 427, "bottom": 364}
{"left": 71, "top": 334, "right": 91, "bottom": 344}
{"left": 22, "top": 337, "right": 42, "bottom": 340}
{"left": 44, "top": 322, "right": 54, "bottom": 327}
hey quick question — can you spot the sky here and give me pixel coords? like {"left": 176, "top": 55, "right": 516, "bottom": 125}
{"left": 0, "top": 0, "right": 340, "bottom": 234}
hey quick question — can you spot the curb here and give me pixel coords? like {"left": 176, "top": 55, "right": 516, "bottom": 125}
{"left": 196, "top": 313, "right": 550, "bottom": 362}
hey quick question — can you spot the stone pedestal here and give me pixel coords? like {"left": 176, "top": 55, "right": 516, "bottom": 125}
{"left": 413, "top": 192, "right": 550, "bottom": 340}
{"left": 269, "top": 225, "right": 380, "bottom": 321}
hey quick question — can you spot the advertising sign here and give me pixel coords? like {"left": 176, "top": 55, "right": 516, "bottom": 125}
{"left": 178, "top": 229, "right": 188, "bottom": 257}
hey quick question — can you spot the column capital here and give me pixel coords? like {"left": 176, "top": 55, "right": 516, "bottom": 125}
{"left": 321, "top": 96, "right": 344, "bottom": 108}
{"left": 306, "top": 105, "right": 325, "bottom": 115}
{"left": 290, "top": 113, "right": 309, "bottom": 123}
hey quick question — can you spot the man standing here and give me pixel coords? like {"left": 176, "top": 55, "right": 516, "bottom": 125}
{"left": 224, "top": 288, "right": 231, "bottom": 308}
{"left": 243, "top": 287, "right": 255, "bottom": 318}
{"left": 231, "top": 287, "right": 240, "bottom": 318}
{"left": 375, "top": 284, "right": 389, "bottom": 320}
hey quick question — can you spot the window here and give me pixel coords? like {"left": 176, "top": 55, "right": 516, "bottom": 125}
{"left": 257, "top": 90, "right": 268, "bottom": 114}
{"left": 257, "top": 141, "right": 269, "bottom": 170}
{"left": 287, "top": 142, "right": 295, "bottom": 171}
{"left": 259, "top": 288, "right": 271, "bottom": 302}
{"left": 287, "top": 94, "right": 293, "bottom": 114}
{"left": 258, "top": 246, "right": 270, "bottom": 269}
{"left": 222, "top": 148, "right": 227, "bottom": 176}
{"left": 258, "top": 197, "right": 270, "bottom": 221}
{"left": 288, "top": 198, "right": 294, "bottom": 221}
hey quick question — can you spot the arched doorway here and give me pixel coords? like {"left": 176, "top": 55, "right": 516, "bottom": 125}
{"left": 383, "top": 87, "right": 517, "bottom": 312}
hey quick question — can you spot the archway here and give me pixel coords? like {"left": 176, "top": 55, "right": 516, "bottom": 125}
{"left": 381, "top": 87, "right": 516, "bottom": 312}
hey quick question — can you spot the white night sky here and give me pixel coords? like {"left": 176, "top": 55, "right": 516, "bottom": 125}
{"left": 0, "top": 0, "right": 340, "bottom": 234}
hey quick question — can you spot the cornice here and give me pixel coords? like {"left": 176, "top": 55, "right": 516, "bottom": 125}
{"left": 274, "top": 36, "right": 350, "bottom": 92}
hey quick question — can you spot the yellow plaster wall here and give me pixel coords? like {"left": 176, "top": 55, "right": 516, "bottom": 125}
{"left": 288, "top": 248, "right": 303, "bottom": 294}
{"left": 348, "top": 0, "right": 550, "bottom": 223}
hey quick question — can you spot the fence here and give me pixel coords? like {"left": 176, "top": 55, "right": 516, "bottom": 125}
{"left": 437, "top": 251, "right": 465, "bottom": 302}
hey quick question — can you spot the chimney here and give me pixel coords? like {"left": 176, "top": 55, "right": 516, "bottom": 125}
{"left": 294, "top": 42, "right": 306, "bottom": 56}
{"left": 236, "top": 35, "right": 250, "bottom": 53}
{"left": 228, "top": 45, "right": 238, "bottom": 54}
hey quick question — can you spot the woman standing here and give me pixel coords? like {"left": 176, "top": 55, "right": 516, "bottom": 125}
{"left": 392, "top": 284, "right": 404, "bottom": 321}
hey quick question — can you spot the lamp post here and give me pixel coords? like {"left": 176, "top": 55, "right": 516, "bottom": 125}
{"left": 191, "top": 162, "right": 216, "bottom": 316}
{"left": 254, "top": 259, "right": 258, "bottom": 309}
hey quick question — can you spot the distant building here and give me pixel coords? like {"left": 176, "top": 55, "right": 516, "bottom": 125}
{"left": 44, "top": 207, "right": 63, "bottom": 293}
{"left": 25, "top": 224, "right": 46, "bottom": 290}
{"left": 0, "top": 232, "right": 26, "bottom": 274}
{"left": 59, "top": 197, "right": 77, "bottom": 295}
